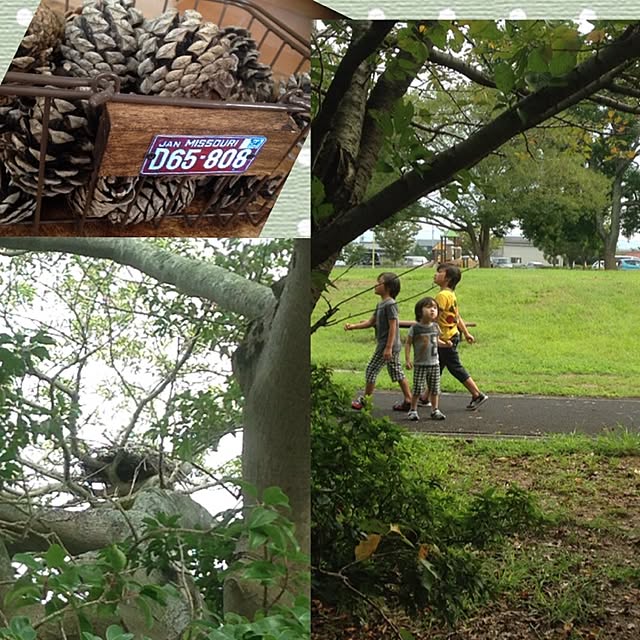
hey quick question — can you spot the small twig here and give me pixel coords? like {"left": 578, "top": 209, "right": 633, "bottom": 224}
{"left": 315, "top": 566, "right": 406, "bottom": 640}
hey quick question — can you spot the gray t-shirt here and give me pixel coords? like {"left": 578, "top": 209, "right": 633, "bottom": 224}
{"left": 375, "top": 298, "right": 401, "bottom": 353}
{"left": 408, "top": 322, "right": 440, "bottom": 366}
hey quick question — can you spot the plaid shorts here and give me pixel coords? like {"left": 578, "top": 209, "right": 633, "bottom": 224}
{"left": 412, "top": 364, "right": 441, "bottom": 397}
{"left": 365, "top": 348, "right": 405, "bottom": 384}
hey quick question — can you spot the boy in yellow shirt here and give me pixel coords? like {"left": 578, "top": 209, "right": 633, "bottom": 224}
{"left": 421, "top": 263, "right": 488, "bottom": 411}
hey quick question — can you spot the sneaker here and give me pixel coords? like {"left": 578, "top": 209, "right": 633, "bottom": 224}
{"left": 430, "top": 408, "right": 446, "bottom": 420}
{"left": 466, "top": 393, "right": 488, "bottom": 411}
{"left": 418, "top": 396, "right": 432, "bottom": 407}
{"left": 407, "top": 410, "right": 419, "bottom": 421}
{"left": 393, "top": 400, "right": 411, "bottom": 411}
{"left": 351, "top": 396, "right": 365, "bottom": 410}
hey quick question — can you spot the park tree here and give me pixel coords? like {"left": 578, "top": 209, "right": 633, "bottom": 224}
{"left": 586, "top": 109, "right": 640, "bottom": 268}
{"left": 311, "top": 19, "right": 640, "bottom": 286}
{"left": 374, "top": 216, "right": 420, "bottom": 264}
{"left": 0, "top": 238, "right": 310, "bottom": 639}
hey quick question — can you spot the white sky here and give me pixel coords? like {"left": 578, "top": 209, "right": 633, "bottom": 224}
{"left": 0, "top": 239, "right": 291, "bottom": 516}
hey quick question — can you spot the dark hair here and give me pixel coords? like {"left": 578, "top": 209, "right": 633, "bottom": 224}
{"left": 378, "top": 272, "right": 400, "bottom": 298}
{"left": 414, "top": 296, "right": 438, "bottom": 322}
{"left": 437, "top": 263, "right": 461, "bottom": 290}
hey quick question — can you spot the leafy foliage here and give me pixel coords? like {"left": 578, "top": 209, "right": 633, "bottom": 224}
{"left": 0, "top": 331, "right": 55, "bottom": 482}
{"left": 311, "top": 365, "right": 544, "bottom": 623}
{"left": 1, "top": 487, "right": 309, "bottom": 640}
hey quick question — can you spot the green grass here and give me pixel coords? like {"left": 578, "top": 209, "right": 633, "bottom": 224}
{"left": 312, "top": 266, "right": 640, "bottom": 397}
{"left": 406, "top": 431, "right": 640, "bottom": 631}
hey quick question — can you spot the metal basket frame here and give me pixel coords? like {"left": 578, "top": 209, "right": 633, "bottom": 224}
{"left": 0, "top": 0, "right": 310, "bottom": 233}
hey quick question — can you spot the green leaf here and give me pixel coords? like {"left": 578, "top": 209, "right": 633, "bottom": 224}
{"left": 262, "top": 486, "right": 290, "bottom": 509}
{"left": 549, "top": 50, "right": 577, "bottom": 77}
{"left": 4, "top": 584, "right": 41, "bottom": 610}
{"left": 494, "top": 62, "right": 515, "bottom": 93}
{"left": 526, "top": 48, "right": 548, "bottom": 73}
{"left": 247, "top": 506, "right": 279, "bottom": 530}
{"left": 105, "top": 625, "right": 134, "bottom": 640}
{"left": 45, "top": 544, "right": 66, "bottom": 569}
{"left": 101, "top": 545, "right": 127, "bottom": 572}
{"left": 11, "top": 553, "right": 41, "bottom": 571}
{"left": 242, "top": 560, "right": 286, "bottom": 583}
{"left": 137, "top": 595, "right": 154, "bottom": 629}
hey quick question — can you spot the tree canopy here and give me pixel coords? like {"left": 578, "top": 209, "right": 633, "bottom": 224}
{"left": 311, "top": 20, "right": 640, "bottom": 274}
{"left": 0, "top": 238, "right": 310, "bottom": 639}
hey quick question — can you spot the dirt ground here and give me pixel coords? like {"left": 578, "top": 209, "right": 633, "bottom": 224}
{"left": 312, "top": 452, "right": 640, "bottom": 640}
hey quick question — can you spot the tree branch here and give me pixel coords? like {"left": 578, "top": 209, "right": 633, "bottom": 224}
{"left": 312, "top": 23, "right": 640, "bottom": 266}
{"left": 0, "top": 489, "right": 214, "bottom": 556}
{"left": 0, "top": 239, "right": 276, "bottom": 322}
{"left": 312, "top": 21, "right": 396, "bottom": 155}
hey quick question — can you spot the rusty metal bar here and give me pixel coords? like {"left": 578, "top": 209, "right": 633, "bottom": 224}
{"left": 270, "top": 41, "right": 287, "bottom": 70}
{"left": 78, "top": 109, "right": 111, "bottom": 233}
{"left": 0, "top": 81, "right": 306, "bottom": 115}
{"left": 157, "top": 177, "right": 189, "bottom": 227}
{"left": 218, "top": 3, "right": 228, "bottom": 24}
{"left": 32, "top": 96, "right": 52, "bottom": 234}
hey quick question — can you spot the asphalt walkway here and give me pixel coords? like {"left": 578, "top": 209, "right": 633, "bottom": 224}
{"left": 371, "top": 391, "right": 640, "bottom": 438}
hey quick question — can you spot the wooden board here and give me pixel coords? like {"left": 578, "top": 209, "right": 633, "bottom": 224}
{"left": 99, "top": 101, "right": 300, "bottom": 177}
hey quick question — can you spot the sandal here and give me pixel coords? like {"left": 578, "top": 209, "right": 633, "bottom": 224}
{"left": 392, "top": 400, "right": 411, "bottom": 411}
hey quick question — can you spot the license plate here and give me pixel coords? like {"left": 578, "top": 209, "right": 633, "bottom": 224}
{"left": 140, "top": 134, "right": 267, "bottom": 176}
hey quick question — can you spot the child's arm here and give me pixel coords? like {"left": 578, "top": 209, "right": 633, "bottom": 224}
{"left": 345, "top": 314, "right": 375, "bottom": 331}
{"left": 437, "top": 337, "right": 452, "bottom": 348}
{"left": 457, "top": 315, "right": 475, "bottom": 344}
{"left": 384, "top": 318, "right": 398, "bottom": 361}
{"left": 404, "top": 334, "right": 413, "bottom": 369}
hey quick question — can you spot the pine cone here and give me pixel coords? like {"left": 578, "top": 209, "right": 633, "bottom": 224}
{"left": 136, "top": 9, "right": 238, "bottom": 100}
{"left": 68, "top": 176, "right": 197, "bottom": 224}
{"left": 59, "top": 0, "right": 144, "bottom": 91}
{"left": 0, "top": 162, "right": 37, "bottom": 224}
{"left": 1, "top": 94, "right": 96, "bottom": 196}
{"left": 221, "top": 26, "right": 273, "bottom": 103}
{"left": 273, "top": 72, "right": 311, "bottom": 130}
{"left": 200, "top": 175, "right": 280, "bottom": 213}
{"left": 9, "top": 3, "right": 64, "bottom": 74}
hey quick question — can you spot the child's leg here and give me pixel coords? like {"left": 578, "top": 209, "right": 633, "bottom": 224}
{"left": 355, "top": 350, "right": 385, "bottom": 404}
{"left": 399, "top": 377, "right": 412, "bottom": 403}
{"left": 426, "top": 365, "right": 441, "bottom": 409}
{"left": 386, "top": 353, "right": 412, "bottom": 404}
{"left": 411, "top": 366, "right": 427, "bottom": 411}
{"left": 441, "top": 337, "right": 477, "bottom": 393}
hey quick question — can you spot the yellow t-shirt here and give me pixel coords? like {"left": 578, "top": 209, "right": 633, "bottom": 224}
{"left": 435, "top": 289, "right": 459, "bottom": 342}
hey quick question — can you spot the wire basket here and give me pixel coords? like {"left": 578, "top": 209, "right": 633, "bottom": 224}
{"left": 0, "top": 0, "right": 310, "bottom": 236}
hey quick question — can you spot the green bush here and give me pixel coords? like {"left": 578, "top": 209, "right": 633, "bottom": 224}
{"left": 311, "top": 365, "right": 544, "bottom": 623}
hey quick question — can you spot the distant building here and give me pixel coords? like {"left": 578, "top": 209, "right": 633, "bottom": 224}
{"left": 492, "top": 236, "right": 560, "bottom": 266}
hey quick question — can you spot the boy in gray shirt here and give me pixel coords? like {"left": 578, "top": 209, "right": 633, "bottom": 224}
{"left": 405, "top": 297, "right": 451, "bottom": 420}
{"left": 345, "top": 272, "right": 412, "bottom": 411}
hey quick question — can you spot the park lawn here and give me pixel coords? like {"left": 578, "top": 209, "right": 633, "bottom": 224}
{"left": 312, "top": 431, "right": 640, "bottom": 640}
{"left": 311, "top": 266, "right": 640, "bottom": 397}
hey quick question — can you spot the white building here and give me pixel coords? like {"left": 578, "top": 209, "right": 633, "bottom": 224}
{"left": 492, "top": 236, "right": 561, "bottom": 266}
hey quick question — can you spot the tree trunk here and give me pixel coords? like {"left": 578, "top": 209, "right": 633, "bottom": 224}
{"left": 603, "top": 162, "right": 628, "bottom": 269}
{"left": 227, "top": 239, "right": 310, "bottom": 618}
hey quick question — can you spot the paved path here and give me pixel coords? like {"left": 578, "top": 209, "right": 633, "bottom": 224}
{"left": 371, "top": 391, "right": 640, "bottom": 437}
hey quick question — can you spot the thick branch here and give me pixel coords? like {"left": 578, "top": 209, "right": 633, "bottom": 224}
{"left": 312, "top": 23, "right": 640, "bottom": 266}
{"left": 429, "top": 48, "right": 495, "bottom": 87}
{"left": 0, "top": 489, "right": 214, "bottom": 556}
{"left": 0, "top": 239, "right": 276, "bottom": 321}
{"left": 351, "top": 30, "right": 432, "bottom": 203}
{"left": 312, "top": 21, "right": 396, "bottom": 154}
